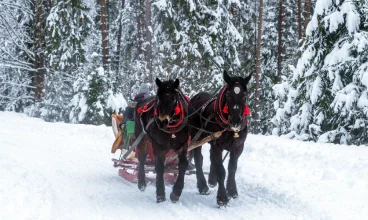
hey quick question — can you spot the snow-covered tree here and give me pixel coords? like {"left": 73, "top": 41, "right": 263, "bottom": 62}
{"left": 0, "top": 0, "right": 34, "bottom": 110}
{"left": 70, "top": 52, "right": 127, "bottom": 125}
{"left": 32, "top": 0, "right": 93, "bottom": 122}
{"left": 46, "top": 0, "right": 92, "bottom": 74}
{"left": 152, "top": 0, "right": 243, "bottom": 96}
{"left": 273, "top": 0, "right": 368, "bottom": 145}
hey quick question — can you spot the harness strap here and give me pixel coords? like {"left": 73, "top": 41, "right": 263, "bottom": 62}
{"left": 155, "top": 91, "right": 189, "bottom": 135}
{"left": 121, "top": 118, "right": 155, "bottom": 160}
{"left": 137, "top": 99, "right": 155, "bottom": 115}
{"left": 213, "top": 86, "right": 249, "bottom": 131}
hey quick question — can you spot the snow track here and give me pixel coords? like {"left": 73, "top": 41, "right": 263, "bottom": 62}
{"left": 0, "top": 112, "right": 367, "bottom": 220}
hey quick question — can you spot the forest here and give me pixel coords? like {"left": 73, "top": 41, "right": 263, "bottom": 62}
{"left": 1, "top": 0, "right": 367, "bottom": 145}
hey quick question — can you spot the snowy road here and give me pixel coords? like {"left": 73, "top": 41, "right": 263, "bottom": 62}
{"left": 0, "top": 112, "right": 367, "bottom": 220}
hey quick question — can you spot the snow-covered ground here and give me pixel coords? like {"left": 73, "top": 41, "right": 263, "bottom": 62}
{"left": 0, "top": 111, "right": 367, "bottom": 220}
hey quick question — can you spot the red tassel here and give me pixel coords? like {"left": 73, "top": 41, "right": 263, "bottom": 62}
{"left": 244, "top": 106, "right": 250, "bottom": 115}
{"left": 223, "top": 104, "right": 228, "bottom": 114}
{"left": 143, "top": 105, "right": 148, "bottom": 111}
{"left": 174, "top": 106, "right": 180, "bottom": 115}
{"left": 154, "top": 108, "right": 158, "bottom": 115}
{"left": 137, "top": 107, "right": 143, "bottom": 114}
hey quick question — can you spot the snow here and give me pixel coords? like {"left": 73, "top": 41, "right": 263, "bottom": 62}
{"left": 96, "top": 67, "right": 105, "bottom": 76}
{"left": 307, "top": 0, "right": 361, "bottom": 35}
{"left": 107, "top": 92, "right": 127, "bottom": 114}
{"left": 1, "top": 111, "right": 368, "bottom": 219}
{"left": 310, "top": 76, "right": 322, "bottom": 104}
{"left": 328, "top": 11, "right": 344, "bottom": 33}
{"left": 341, "top": 1, "right": 360, "bottom": 34}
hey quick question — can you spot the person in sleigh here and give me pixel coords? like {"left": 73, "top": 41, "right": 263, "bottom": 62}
{"left": 111, "top": 83, "right": 151, "bottom": 153}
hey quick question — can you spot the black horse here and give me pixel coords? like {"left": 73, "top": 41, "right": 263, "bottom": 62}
{"left": 134, "top": 78, "right": 189, "bottom": 203}
{"left": 189, "top": 71, "right": 252, "bottom": 207}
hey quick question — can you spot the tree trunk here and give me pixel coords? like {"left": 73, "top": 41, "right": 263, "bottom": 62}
{"left": 34, "top": 0, "right": 46, "bottom": 100}
{"left": 136, "top": 0, "right": 142, "bottom": 56}
{"left": 254, "top": 0, "right": 263, "bottom": 134}
{"left": 297, "top": 0, "right": 302, "bottom": 41}
{"left": 277, "top": 0, "right": 285, "bottom": 79}
{"left": 100, "top": 0, "right": 109, "bottom": 69}
{"left": 145, "top": 0, "right": 152, "bottom": 83}
{"left": 116, "top": 0, "right": 125, "bottom": 74}
{"left": 304, "top": 0, "right": 311, "bottom": 36}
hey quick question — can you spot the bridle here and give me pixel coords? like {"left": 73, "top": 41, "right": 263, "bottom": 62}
{"left": 197, "top": 85, "right": 250, "bottom": 138}
{"left": 137, "top": 89, "right": 188, "bottom": 139}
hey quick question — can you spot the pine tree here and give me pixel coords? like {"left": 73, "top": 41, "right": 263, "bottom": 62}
{"left": 69, "top": 0, "right": 127, "bottom": 125}
{"left": 115, "top": 0, "right": 147, "bottom": 99}
{"left": 152, "top": 0, "right": 243, "bottom": 95}
{"left": 273, "top": 0, "right": 368, "bottom": 145}
{"left": 35, "top": 0, "right": 92, "bottom": 122}
{"left": 251, "top": 0, "right": 298, "bottom": 134}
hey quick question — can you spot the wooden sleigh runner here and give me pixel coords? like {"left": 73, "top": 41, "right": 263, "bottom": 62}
{"left": 110, "top": 114, "right": 221, "bottom": 184}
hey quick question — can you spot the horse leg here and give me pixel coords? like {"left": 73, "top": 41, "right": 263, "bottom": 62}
{"left": 210, "top": 146, "right": 228, "bottom": 207}
{"left": 193, "top": 146, "right": 209, "bottom": 194}
{"left": 137, "top": 137, "right": 148, "bottom": 191}
{"left": 226, "top": 144, "right": 244, "bottom": 199}
{"left": 170, "top": 145, "right": 189, "bottom": 202}
{"left": 208, "top": 158, "right": 218, "bottom": 188}
{"left": 155, "top": 150, "right": 166, "bottom": 203}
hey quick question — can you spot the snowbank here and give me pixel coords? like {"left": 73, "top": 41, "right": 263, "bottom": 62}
{"left": 0, "top": 112, "right": 367, "bottom": 219}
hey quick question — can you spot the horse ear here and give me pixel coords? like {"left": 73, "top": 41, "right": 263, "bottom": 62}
{"left": 174, "top": 79, "right": 179, "bottom": 89}
{"left": 242, "top": 72, "right": 253, "bottom": 85}
{"left": 223, "top": 70, "right": 232, "bottom": 85}
{"left": 155, "top": 78, "right": 162, "bottom": 87}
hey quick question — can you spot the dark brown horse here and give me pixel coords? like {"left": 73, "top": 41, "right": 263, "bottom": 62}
{"left": 134, "top": 78, "right": 189, "bottom": 203}
{"left": 189, "top": 71, "right": 252, "bottom": 207}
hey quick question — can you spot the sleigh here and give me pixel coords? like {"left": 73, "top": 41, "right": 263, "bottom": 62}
{"left": 111, "top": 114, "right": 219, "bottom": 184}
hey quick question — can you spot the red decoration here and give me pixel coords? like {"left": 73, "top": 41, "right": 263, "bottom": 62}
{"left": 174, "top": 106, "right": 180, "bottom": 115}
{"left": 138, "top": 105, "right": 149, "bottom": 114}
{"left": 244, "top": 106, "right": 250, "bottom": 115}
{"left": 137, "top": 107, "right": 143, "bottom": 114}
{"left": 222, "top": 104, "right": 250, "bottom": 115}
{"left": 223, "top": 105, "right": 228, "bottom": 114}
{"left": 154, "top": 108, "right": 158, "bottom": 115}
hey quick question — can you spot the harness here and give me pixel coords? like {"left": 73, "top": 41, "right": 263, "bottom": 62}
{"left": 200, "top": 86, "right": 250, "bottom": 137}
{"left": 137, "top": 90, "right": 188, "bottom": 138}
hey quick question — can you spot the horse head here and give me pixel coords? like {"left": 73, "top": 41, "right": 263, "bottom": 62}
{"left": 222, "top": 70, "right": 252, "bottom": 132}
{"left": 155, "top": 78, "right": 180, "bottom": 123}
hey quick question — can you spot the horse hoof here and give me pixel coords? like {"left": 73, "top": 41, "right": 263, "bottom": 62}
{"left": 229, "top": 194, "right": 238, "bottom": 199}
{"left": 227, "top": 189, "right": 238, "bottom": 199}
{"left": 228, "top": 192, "right": 238, "bottom": 199}
{"left": 217, "top": 196, "right": 229, "bottom": 208}
{"left": 208, "top": 182, "right": 217, "bottom": 188}
{"left": 199, "top": 186, "right": 210, "bottom": 195}
{"left": 226, "top": 187, "right": 238, "bottom": 199}
{"left": 138, "top": 182, "right": 146, "bottom": 191}
{"left": 217, "top": 200, "right": 228, "bottom": 208}
{"left": 170, "top": 192, "right": 180, "bottom": 203}
{"left": 156, "top": 195, "right": 166, "bottom": 203}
